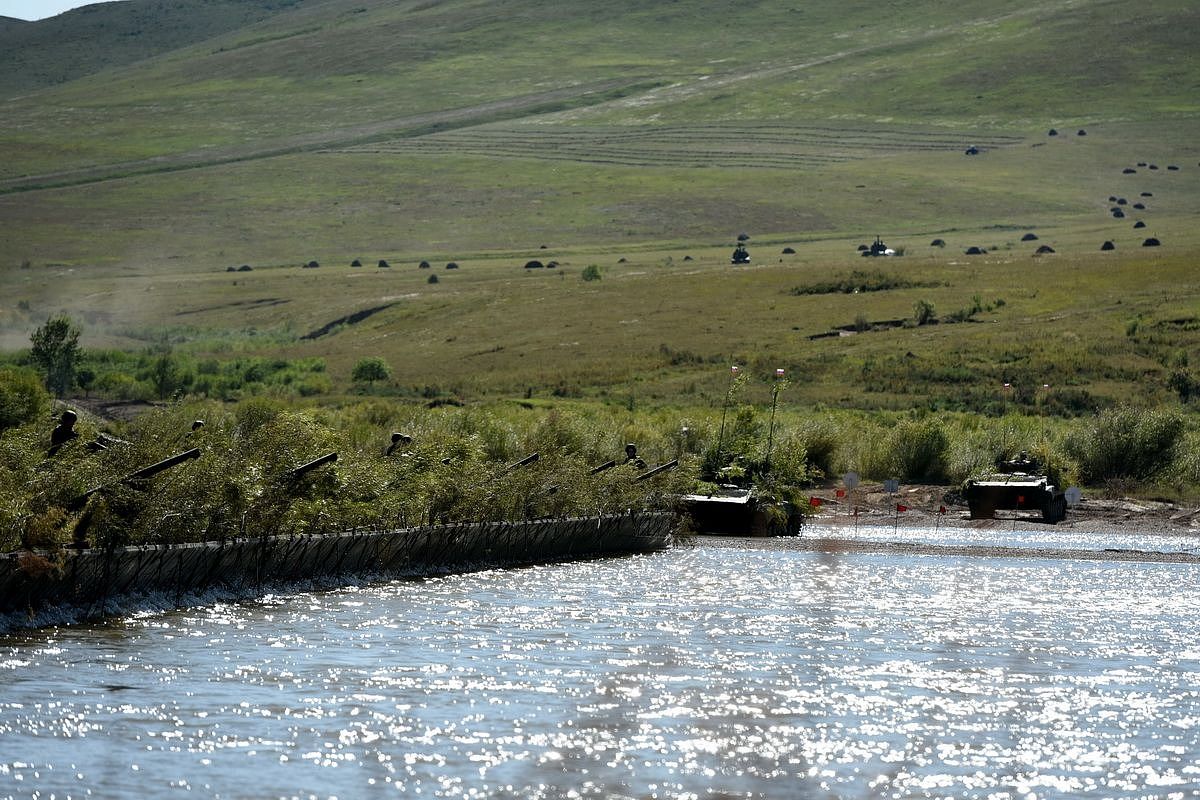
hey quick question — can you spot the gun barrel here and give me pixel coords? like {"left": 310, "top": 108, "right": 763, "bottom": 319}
{"left": 290, "top": 452, "right": 338, "bottom": 478}
{"left": 126, "top": 448, "right": 202, "bottom": 481}
{"left": 589, "top": 460, "right": 617, "bottom": 475}
{"left": 71, "top": 448, "right": 202, "bottom": 509}
{"left": 505, "top": 452, "right": 540, "bottom": 472}
{"left": 635, "top": 459, "right": 678, "bottom": 482}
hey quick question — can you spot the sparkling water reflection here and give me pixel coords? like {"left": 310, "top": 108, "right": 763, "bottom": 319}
{"left": 809, "top": 519, "right": 1200, "bottom": 555}
{"left": 2, "top": 539, "right": 1199, "bottom": 798}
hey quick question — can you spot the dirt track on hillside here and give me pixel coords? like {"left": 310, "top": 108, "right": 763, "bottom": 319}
{"left": 0, "top": 79, "right": 637, "bottom": 194}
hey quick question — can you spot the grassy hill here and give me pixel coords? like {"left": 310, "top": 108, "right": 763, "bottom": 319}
{"left": 0, "top": 0, "right": 309, "bottom": 98}
{"left": 1, "top": 0, "right": 1198, "bottom": 416}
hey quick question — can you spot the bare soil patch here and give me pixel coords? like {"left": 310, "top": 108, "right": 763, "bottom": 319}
{"left": 808, "top": 481, "right": 1200, "bottom": 538}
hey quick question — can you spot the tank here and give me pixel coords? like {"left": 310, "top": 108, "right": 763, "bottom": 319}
{"left": 731, "top": 244, "right": 751, "bottom": 264}
{"left": 964, "top": 453, "right": 1067, "bottom": 523}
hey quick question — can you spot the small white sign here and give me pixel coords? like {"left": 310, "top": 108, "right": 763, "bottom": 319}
{"left": 1064, "top": 487, "right": 1082, "bottom": 506}
{"left": 843, "top": 472, "right": 860, "bottom": 490}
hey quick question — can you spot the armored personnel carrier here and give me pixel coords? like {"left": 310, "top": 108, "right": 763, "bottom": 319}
{"left": 680, "top": 485, "right": 803, "bottom": 536}
{"left": 965, "top": 453, "right": 1067, "bottom": 523}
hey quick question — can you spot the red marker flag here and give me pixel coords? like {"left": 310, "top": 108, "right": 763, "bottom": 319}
{"left": 1017, "top": 495, "right": 1025, "bottom": 504}
{"left": 809, "top": 497, "right": 822, "bottom": 508}
{"left": 896, "top": 503, "right": 908, "bottom": 513}
{"left": 835, "top": 489, "right": 846, "bottom": 498}
{"left": 939, "top": 505, "right": 947, "bottom": 514}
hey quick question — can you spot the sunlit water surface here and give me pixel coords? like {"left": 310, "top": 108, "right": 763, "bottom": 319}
{"left": 3, "top": 536, "right": 1199, "bottom": 799}
{"left": 812, "top": 517, "right": 1200, "bottom": 555}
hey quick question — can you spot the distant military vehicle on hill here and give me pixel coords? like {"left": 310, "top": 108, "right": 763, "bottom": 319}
{"left": 861, "top": 236, "right": 895, "bottom": 257}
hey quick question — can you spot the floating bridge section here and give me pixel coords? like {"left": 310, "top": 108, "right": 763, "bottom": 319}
{"left": 0, "top": 514, "right": 675, "bottom": 627}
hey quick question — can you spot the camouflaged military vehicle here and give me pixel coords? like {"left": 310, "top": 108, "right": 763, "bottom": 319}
{"left": 965, "top": 453, "right": 1067, "bottom": 523}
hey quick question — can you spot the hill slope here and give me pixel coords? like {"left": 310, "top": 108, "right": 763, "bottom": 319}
{"left": 2, "top": 0, "right": 1196, "bottom": 185}
{"left": 0, "top": 0, "right": 1198, "bottom": 413}
{"left": 0, "top": 0, "right": 311, "bottom": 98}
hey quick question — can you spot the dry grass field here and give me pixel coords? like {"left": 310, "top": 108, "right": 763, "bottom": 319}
{"left": 1, "top": 0, "right": 1197, "bottom": 416}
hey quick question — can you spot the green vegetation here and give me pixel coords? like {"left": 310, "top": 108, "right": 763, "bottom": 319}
{"left": 351, "top": 356, "right": 391, "bottom": 386}
{"left": 1065, "top": 407, "right": 1185, "bottom": 486}
{"left": 8, "top": 381, "right": 1200, "bottom": 554}
{"left": 0, "top": 366, "right": 46, "bottom": 432}
{"left": 912, "top": 299, "right": 937, "bottom": 327}
{"left": 28, "top": 316, "right": 80, "bottom": 397}
{"left": 15, "top": 347, "right": 331, "bottom": 403}
{"left": 789, "top": 271, "right": 940, "bottom": 296}
{"left": 2, "top": 0, "right": 1200, "bottom": 535}
{"left": 0, "top": 395, "right": 696, "bottom": 553}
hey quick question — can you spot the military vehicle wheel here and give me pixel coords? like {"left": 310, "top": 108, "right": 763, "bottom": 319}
{"left": 968, "top": 500, "right": 994, "bottom": 520}
{"left": 1042, "top": 496, "right": 1067, "bottom": 523}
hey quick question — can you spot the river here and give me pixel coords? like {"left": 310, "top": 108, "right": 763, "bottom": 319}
{"left": 2, "top": 530, "right": 1199, "bottom": 799}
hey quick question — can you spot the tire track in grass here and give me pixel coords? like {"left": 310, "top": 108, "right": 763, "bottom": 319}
{"left": 0, "top": 78, "right": 655, "bottom": 195}
{"left": 336, "top": 122, "right": 1025, "bottom": 170}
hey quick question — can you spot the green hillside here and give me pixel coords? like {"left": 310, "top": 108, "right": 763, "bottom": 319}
{"left": 1, "top": 0, "right": 1198, "bottom": 417}
{"left": 0, "top": 0, "right": 309, "bottom": 99}
{"left": 3, "top": 0, "right": 1197, "bottom": 183}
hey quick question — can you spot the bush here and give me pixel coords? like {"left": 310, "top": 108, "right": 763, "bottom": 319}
{"left": 1066, "top": 406, "right": 1184, "bottom": 484}
{"left": 95, "top": 372, "right": 151, "bottom": 401}
{"left": 234, "top": 397, "right": 283, "bottom": 437}
{"left": 1167, "top": 369, "right": 1197, "bottom": 403}
{"left": 763, "top": 435, "right": 810, "bottom": 487}
{"left": 0, "top": 367, "right": 49, "bottom": 432}
{"left": 881, "top": 418, "right": 949, "bottom": 482}
{"left": 913, "top": 299, "right": 936, "bottom": 326}
{"left": 581, "top": 264, "right": 602, "bottom": 281}
{"left": 352, "top": 357, "right": 391, "bottom": 385}
{"left": 785, "top": 418, "right": 840, "bottom": 480}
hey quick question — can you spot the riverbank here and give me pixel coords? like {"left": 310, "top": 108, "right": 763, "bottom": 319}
{"left": 807, "top": 481, "right": 1200, "bottom": 535}
{"left": 794, "top": 481, "right": 1200, "bottom": 563}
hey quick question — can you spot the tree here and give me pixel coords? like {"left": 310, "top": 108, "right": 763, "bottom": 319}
{"left": 150, "top": 353, "right": 183, "bottom": 400}
{"left": 29, "top": 316, "right": 81, "bottom": 397}
{"left": 352, "top": 357, "right": 391, "bottom": 385}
